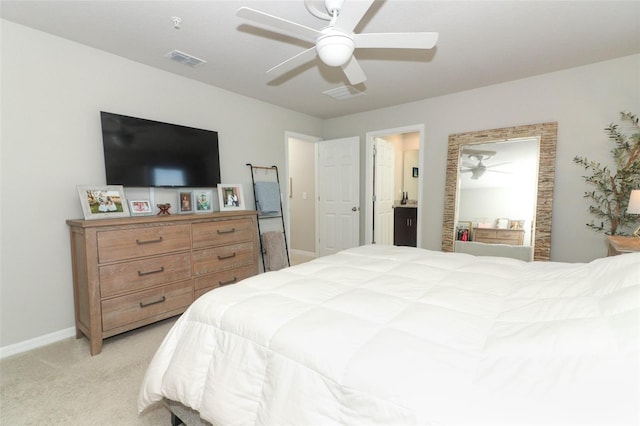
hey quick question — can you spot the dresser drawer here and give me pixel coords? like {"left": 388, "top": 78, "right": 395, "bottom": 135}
{"left": 99, "top": 253, "right": 191, "bottom": 298}
{"left": 192, "top": 218, "right": 255, "bottom": 249}
{"left": 192, "top": 241, "right": 255, "bottom": 276}
{"left": 474, "top": 229, "right": 497, "bottom": 239}
{"left": 97, "top": 224, "right": 191, "bottom": 263}
{"left": 101, "top": 280, "right": 192, "bottom": 332}
{"left": 194, "top": 264, "right": 258, "bottom": 298}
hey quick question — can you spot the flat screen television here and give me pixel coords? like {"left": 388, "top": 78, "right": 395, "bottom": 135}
{"left": 100, "top": 111, "right": 221, "bottom": 188}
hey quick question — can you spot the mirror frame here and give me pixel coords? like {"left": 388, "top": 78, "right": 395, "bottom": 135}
{"left": 441, "top": 122, "right": 557, "bottom": 261}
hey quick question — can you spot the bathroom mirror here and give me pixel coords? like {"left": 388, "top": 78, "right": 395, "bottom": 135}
{"left": 441, "top": 122, "right": 557, "bottom": 261}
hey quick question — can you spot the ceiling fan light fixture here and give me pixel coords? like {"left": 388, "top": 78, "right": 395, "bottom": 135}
{"left": 316, "top": 32, "right": 354, "bottom": 67}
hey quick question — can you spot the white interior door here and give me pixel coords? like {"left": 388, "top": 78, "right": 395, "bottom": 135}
{"left": 318, "top": 137, "right": 360, "bottom": 257}
{"left": 374, "top": 138, "right": 395, "bottom": 245}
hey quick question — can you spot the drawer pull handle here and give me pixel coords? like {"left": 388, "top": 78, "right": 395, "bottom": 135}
{"left": 219, "top": 277, "right": 238, "bottom": 286}
{"left": 136, "top": 236, "right": 163, "bottom": 245}
{"left": 139, "top": 296, "right": 166, "bottom": 308}
{"left": 217, "top": 228, "right": 236, "bottom": 235}
{"left": 138, "top": 266, "right": 165, "bottom": 276}
{"left": 218, "top": 252, "right": 237, "bottom": 260}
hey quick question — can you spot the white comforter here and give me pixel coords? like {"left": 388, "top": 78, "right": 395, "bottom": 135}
{"left": 139, "top": 245, "right": 639, "bottom": 425}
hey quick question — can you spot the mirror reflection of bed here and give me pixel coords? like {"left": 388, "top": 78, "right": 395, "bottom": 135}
{"left": 455, "top": 137, "right": 539, "bottom": 261}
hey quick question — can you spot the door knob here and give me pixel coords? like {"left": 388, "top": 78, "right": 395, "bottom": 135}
{"left": 352, "top": 207, "right": 358, "bottom": 211}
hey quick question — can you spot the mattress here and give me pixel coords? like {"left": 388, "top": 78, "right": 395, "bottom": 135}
{"left": 139, "top": 245, "right": 639, "bottom": 425}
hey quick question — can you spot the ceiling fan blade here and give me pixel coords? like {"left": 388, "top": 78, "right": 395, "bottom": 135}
{"left": 267, "top": 47, "right": 317, "bottom": 76}
{"left": 334, "top": 0, "right": 375, "bottom": 33}
{"left": 237, "top": 7, "right": 321, "bottom": 43}
{"left": 485, "top": 162, "right": 511, "bottom": 169}
{"left": 487, "top": 170, "right": 513, "bottom": 174}
{"left": 341, "top": 56, "right": 367, "bottom": 85}
{"left": 462, "top": 161, "right": 477, "bottom": 169}
{"left": 354, "top": 32, "right": 439, "bottom": 49}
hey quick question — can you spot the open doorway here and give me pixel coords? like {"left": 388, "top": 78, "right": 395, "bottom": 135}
{"left": 365, "top": 125, "right": 424, "bottom": 247}
{"left": 285, "top": 132, "right": 320, "bottom": 263}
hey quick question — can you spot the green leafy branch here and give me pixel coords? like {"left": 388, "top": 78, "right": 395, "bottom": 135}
{"left": 573, "top": 112, "right": 640, "bottom": 235}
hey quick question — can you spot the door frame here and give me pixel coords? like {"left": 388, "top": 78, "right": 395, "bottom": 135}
{"left": 365, "top": 124, "right": 425, "bottom": 247}
{"left": 284, "top": 131, "right": 321, "bottom": 257}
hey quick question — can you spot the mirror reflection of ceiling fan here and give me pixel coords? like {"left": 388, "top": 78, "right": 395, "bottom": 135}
{"left": 236, "top": 0, "right": 439, "bottom": 85}
{"left": 460, "top": 150, "right": 512, "bottom": 180}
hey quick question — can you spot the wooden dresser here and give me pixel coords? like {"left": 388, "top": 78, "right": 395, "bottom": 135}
{"left": 67, "top": 211, "right": 259, "bottom": 355}
{"left": 606, "top": 235, "right": 640, "bottom": 256}
{"left": 473, "top": 228, "right": 524, "bottom": 245}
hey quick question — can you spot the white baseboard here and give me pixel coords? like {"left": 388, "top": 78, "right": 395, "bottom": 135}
{"left": 290, "top": 249, "right": 316, "bottom": 258}
{"left": 0, "top": 327, "right": 76, "bottom": 359}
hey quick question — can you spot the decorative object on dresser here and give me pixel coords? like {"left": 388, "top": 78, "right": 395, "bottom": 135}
{"left": 129, "top": 200, "right": 153, "bottom": 216}
{"left": 628, "top": 189, "right": 640, "bottom": 237}
{"left": 178, "top": 191, "right": 194, "bottom": 214}
{"left": 473, "top": 227, "right": 524, "bottom": 245}
{"left": 194, "top": 190, "right": 213, "bottom": 213}
{"left": 157, "top": 203, "right": 172, "bottom": 215}
{"left": 66, "top": 211, "right": 259, "bottom": 355}
{"left": 77, "top": 185, "right": 130, "bottom": 220}
{"left": 606, "top": 235, "right": 640, "bottom": 256}
{"left": 217, "top": 184, "right": 246, "bottom": 211}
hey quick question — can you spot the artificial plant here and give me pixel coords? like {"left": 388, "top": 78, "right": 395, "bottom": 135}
{"left": 573, "top": 111, "right": 640, "bottom": 235}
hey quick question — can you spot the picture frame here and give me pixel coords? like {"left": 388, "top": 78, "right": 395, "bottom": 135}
{"left": 178, "top": 191, "right": 194, "bottom": 214}
{"left": 496, "top": 218, "right": 510, "bottom": 229}
{"left": 129, "top": 200, "right": 153, "bottom": 216}
{"left": 194, "top": 190, "right": 213, "bottom": 213}
{"left": 218, "top": 184, "right": 246, "bottom": 211}
{"left": 77, "top": 185, "right": 130, "bottom": 220}
{"left": 456, "top": 221, "right": 472, "bottom": 241}
{"left": 509, "top": 219, "right": 525, "bottom": 230}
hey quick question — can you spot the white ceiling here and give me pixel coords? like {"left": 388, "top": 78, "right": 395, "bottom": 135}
{"left": 2, "top": 0, "right": 639, "bottom": 119}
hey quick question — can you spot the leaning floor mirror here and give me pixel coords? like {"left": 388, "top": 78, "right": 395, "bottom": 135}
{"left": 441, "top": 122, "right": 557, "bottom": 261}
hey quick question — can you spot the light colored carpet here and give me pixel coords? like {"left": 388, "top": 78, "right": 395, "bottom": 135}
{"left": 0, "top": 317, "right": 178, "bottom": 425}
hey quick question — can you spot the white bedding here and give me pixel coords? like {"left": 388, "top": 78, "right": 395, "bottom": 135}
{"left": 138, "top": 245, "right": 639, "bottom": 425}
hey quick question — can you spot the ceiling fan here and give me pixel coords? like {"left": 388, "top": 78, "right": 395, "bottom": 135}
{"left": 236, "top": 0, "right": 439, "bottom": 85}
{"left": 461, "top": 152, "right": 511, "bottom": 180}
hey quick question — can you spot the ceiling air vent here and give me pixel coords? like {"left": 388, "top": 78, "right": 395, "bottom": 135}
{"left": 165, "top": 50, "right": 207, "bottom": 67}
{"left": 323, "top": 85, "right": 365, "bottom": 101}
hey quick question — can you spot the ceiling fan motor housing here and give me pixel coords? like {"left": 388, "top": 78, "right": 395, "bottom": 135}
{"left": 316, "top": 29, "right": 354, "bottom": 67}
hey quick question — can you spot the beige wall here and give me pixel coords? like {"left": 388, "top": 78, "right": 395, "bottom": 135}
{"left": 0, "top": 21, "right": 323, "bottom": 350}
{"left": 323, "top": 54, "right": 639, "bottom": 264}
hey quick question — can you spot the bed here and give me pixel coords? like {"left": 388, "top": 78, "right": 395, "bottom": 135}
{"left": 138, "top": 244, "right": 639, "bottom": 425}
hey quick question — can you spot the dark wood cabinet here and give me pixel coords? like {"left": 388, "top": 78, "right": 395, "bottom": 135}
{"left": 394, "top": 207, "right": 417, "bottom": 247}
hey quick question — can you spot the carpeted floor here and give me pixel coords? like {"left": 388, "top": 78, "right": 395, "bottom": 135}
{"left": 0, "top": 317, "right": 178, "bottom": 425}
{"left": 0, "top": 254, "right": 316, "bottom": 425}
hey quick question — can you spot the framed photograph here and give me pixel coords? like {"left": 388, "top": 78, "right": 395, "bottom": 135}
{"left": 456, "top": 221, "right": 472, "bottom": 241}
{"left": 412, "top": 167, "right": 419, "bottom": 178}
{"left": 496, "top": 218, "right": 509, "bottom": 229}
{"left": 510, "top": 219, "right": 525, "bottom": 230}
{"left": 129, "top": 200, "right": 153, "bottom": 216}
{"left": 77, "top": 185, "right": 130, "bottom": 220}
{"left": 178, "top": 191, "right": 194, "bottom": 214}
{"left": 218, "top": 184, "right": 246, "bottom": 211}
{"left": 194, "top": 190, "right": 213, "bottom": 213}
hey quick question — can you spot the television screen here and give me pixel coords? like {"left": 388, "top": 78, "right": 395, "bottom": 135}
{"left": 100, "top": 111, "right": 221, "bottom": 188}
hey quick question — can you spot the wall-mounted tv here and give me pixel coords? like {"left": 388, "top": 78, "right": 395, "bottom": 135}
{"left": 100, "top": 111, "right": 221, "bottom": 188}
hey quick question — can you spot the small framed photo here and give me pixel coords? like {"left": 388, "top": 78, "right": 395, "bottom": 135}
{"left": 129, "top": 200, "right": 153, "bottom": 216}
{"left": 178, "top": 191, "right": 194, "bottom": 214}
{"left": 509, "top": 219, "right": 525, "bottom": 230}
{"left": 496, "top": 218, "right": 509, "bottom": 229}
{"left": 194, "top": 190, "right": 213, "bottom": 213}
{"left": 77, "top": 185, "right": 130, "bottom": 220}
{"left": 218, "top": 184, "right": 246, "bottom": 211}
